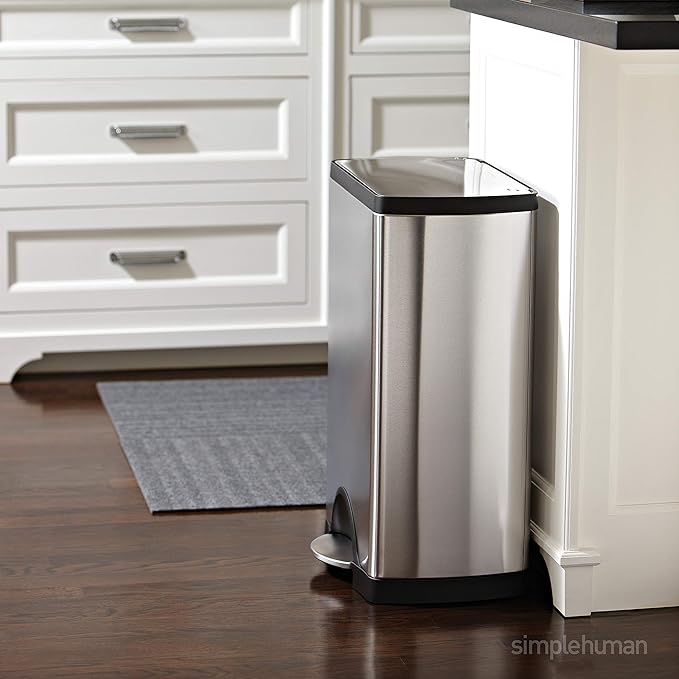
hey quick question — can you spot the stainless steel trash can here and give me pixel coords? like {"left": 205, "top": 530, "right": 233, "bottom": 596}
{"left": 311, "top": 157, "right": 538, "bottom": 604}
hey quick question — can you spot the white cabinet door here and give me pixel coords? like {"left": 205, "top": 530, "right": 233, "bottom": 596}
{"left": 350, "top": 74, "right": 469, "bottom": 158}
{"left": 350, "top": 0, "right": 470, "bottom": 54}
{"left": 0, "top": 0, "right": 308, "bottom": 57}
{"left": 0, "top": 77, "right": 308, "bottom": 186}
{"left": 1, "top": 202, "right": 307, "bottom": 312}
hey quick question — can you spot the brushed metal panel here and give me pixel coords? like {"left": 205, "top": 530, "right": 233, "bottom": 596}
{"left": 328, "top": 177, "right": 533, "bottom": 580}
{"left": 327, "top": 180, "right": 375, "bottom": 568}
{"left": 375, "top": 211, "right": 533, "bottom": 578}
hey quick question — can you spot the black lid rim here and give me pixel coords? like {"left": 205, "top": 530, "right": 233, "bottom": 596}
{"left": 330, "top": 159, "right": 538, "bottom": 215}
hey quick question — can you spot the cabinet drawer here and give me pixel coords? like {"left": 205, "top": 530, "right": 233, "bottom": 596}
{"left": 2, "top": 202, "right": 307, "bottom": 312}
{"left": 0, "top": 1, "right": 308, "bottom": 58}
{"left": 351, "top": 0, "right": 469, "bottom": 54}
{"left": 0, "top": 78, "right": 307, "bottom": 187}
{"left": 351, "top": 74, "right": 469, "bottom": 158}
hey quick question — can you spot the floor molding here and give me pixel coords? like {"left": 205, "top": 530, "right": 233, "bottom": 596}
{"left": 17, "top": 343, "right": 328, "bottom": 376}
{"left": 531, "top": 521, "right": 600, "bottom": 617}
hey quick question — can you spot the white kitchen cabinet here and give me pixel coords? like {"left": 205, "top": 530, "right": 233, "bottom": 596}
{"left": 0, "top": 78, "right": 308, "bottom": 186}
{"left": 350, "top": 74, "right": 469, "bottom": 158}
{"left": 2, "top": 202, "right": 308, "bottom": 312}
{"left": 334, "top": 0, "right": 470, "bottom": 160}
{"left": 0, "top": 0, "right": 308, "bottom": 57}
{"left": 469, "top": 14, "right": 679, "bottom": 616}
{"left": 349, "top": 0, "right": 470, "bottom": 54}
{"left": 0, "top": 0, "right": 470, "bottom": 381}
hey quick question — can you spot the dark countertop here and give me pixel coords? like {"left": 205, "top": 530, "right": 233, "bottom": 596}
{"left": 449, "top": 1, "right": 679, "bottom": 49}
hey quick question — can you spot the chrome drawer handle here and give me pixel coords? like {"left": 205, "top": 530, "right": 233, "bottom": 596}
{"left": 109, "top": 17, "right": 187, "bottom": 33}
{"left": 110, "top": 250, "right": 186, "bottom": 266}
{"left": 110, "top": 124, "right": 187, "bottom": 140}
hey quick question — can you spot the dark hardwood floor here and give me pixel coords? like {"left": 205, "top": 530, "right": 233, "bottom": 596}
{"left": 1, "top": 367, "right": 677, "bottom": 678}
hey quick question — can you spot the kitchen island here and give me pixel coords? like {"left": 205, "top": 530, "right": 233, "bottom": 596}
{"left": 451, "top": 0, "right": 679, "bottom": 616}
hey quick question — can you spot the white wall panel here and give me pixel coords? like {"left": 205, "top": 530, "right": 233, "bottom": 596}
{"left": 575, "top": 45, "right": 679, "bottom": 611}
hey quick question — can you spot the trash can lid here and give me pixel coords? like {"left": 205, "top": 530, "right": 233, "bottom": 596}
{"left": 331, "top": 157, "right": 538, "bottom": 216}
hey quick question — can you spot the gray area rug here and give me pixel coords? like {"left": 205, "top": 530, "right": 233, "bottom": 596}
{"left": 97, "top": 377, "right": 327, "bottom": 513}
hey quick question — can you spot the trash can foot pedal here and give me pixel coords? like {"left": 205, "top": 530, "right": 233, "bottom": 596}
{"left": 310, "top": 533, "right": 353, "bottom": 570}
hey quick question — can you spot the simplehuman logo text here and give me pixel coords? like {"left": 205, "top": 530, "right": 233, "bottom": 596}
{"left": 511, "top": 635, "right": 648, "bottom": 660}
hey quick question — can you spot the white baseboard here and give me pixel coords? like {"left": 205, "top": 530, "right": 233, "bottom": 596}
{"left": 531, "top": 522, "right": 600, "bottom": 618}
{"left": 18, "top": 343, "right": 328, "bottom": 376}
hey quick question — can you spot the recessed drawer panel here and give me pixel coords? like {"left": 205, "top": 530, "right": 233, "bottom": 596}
{"left": 351, "top": 0, "right": 469, "bottom": 54}
{"left": 0, "top": 1, "right": 308, "bottom": 57}
{"left": 351, "top": 75, "right": 469, "bottom": 157}
{"left": 0, "top": 78, "right": 307, "bottom": 186}
{"left": 2, "top": 202, "right": 307, "bottom": 312}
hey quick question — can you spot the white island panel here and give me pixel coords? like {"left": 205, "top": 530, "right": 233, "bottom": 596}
{"left": 470, "top": 14, "right": 679, "bottom": 615}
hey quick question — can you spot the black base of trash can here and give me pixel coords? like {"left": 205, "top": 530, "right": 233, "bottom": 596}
{"left": 350, "top": 565, "right": 528, "bottom": 605}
